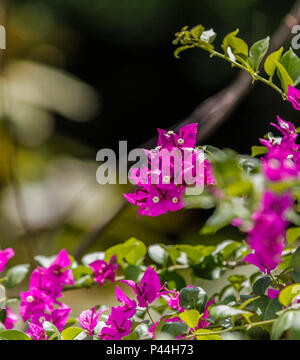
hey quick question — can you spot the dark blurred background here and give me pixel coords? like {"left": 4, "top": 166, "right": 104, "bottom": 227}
{"left": 0, "top": 0, "right": 299, "bottom": 261}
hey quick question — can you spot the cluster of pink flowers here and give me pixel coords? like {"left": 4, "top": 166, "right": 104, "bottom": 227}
{"left": 0, "top": 248, "right": 18, "bottom": 330}
{"left": 19, "top": 249, "right": 74, "bottom": 340}
{"left": 78, "top": 266, "right": 214, "bottom": 340}
{"left": 124, "top": 123, "right": 215, "bottom": 217}
{"left": 260, "top": 115, "right": 300, "bottom": 181}
{"left": 243, "top": 190, "right": 293, "bottom": 273}
{"left": 241, "top": 85, "right": 300, "bottom": 273}
{"left": 89, "top": 255, "right": 118, "bottom": 286}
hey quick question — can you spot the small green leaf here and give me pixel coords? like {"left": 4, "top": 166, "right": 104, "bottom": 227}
{"left": 280, "top": 48, "right": 300, "bottom": 86}
{"left": 4, "top": 264, "right": 30, "bottom": 289}
{"left": 191, "top": 25, "right": 204, "bottom": 40}
{"left": 0, "top": 329, "right": 31, "bottom": 340}
{"left": 159, "top": 270, "right": 186, "bottom": 291}
{"left": 251, "top": 145, "right": 268, "bottom": 157}
{"left": 174, "top": 45, "right": 195, "bottom": 59}
{"left": 249, "top": 36, "right": 270, "bottom": 71}
{"left": 287, "top": 227, "right": 300, "bottom": 245}
{"left": 253, "top": 275, "right": 271, "bottom": 296}
{"left": 179, "top": 286, "right": 207, "bottom": 313}
{"left": 148, "top": 244, "right": 169, "bottom": 265}
{"left": 210, "top": 305, "right": 251, "bottom": 320}
{"left": 61, "top": 327, "right": 85, "bottom": 340}
{"left": 222, "top": 29, "right": 239, "bottom": 53}
{"left": 275, "top": 60, "right": 294, "bottom": 93}
{"left": 179, "top": 310, "right": 201, "bottom": 329}
{"left": 279, "top": 284, "right": 300, "bottom": 307}
{"left": 264, "top": 47, "right": 283, "bottom": 77}
{"left": 271, "top": 310, "right": 295, "bottom": 340}
{"left": 43, "top": 321, "right": 60, "bottom": 338}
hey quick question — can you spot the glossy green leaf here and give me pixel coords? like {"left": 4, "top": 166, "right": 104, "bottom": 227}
{"left": 271, "top": 310, "right": 295, "bottom": 340}
{"left": 287, "top": 227, "right": 300, "bottom": 245}
{"left": 148, "top": 244, "right": 169, "bottom": 265}
{"left": 253, "top": 275, "right": 270, "bottom": 296}
{"left": 210, "top": 305, "right": 251, "bottom": 320}
{"left": 280, "top": 48, "right": 300, "bottom": 86}
{"left": 264, "top": 47, "right": 283, "bottom": 77}
{"left": 251, "top": 145, "right": 268, "bottom": 157}
{"left": 61, "top": 327, "right": 85, "bottom": 340}
{"left": 0, "top": 330, "right": 31, "bottom": 340}
{"left": 195, "top": 329, "right": 221, "bottom": 340}
{"left": 275, "top": 60, "right": 294, "bottom": 93}
{"left": 179, "top": 310, "right": 201, "bottom": 329}
{"left": 249, "top": 36, "right": 269, "bottom": 71}
{"left": 4, "top": 264, "right": 30, "bottom": 289}
{"left": 279, "top": 284, "right": 300, "bottom": 307}
{"left": 179, "top": 286, "right": 207, "bottom": 313}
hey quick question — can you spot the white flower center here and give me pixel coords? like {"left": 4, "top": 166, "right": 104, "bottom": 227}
{"left": 163, "top": 175, "right": 170, "bottom": 184}
{"left": 152, "top": 196, "right": 160, "bottom": 203}
{"left": 26, "top": 296, "right": 34, "bottom": 303}
{"left": 178, "top": 138, "right": 184, "bottom": 145}
{"left": 167, "top": 131, "right": 174, "bottom": 135}
{"left": 172, "top": 197, "right": 178, "bottom": 204}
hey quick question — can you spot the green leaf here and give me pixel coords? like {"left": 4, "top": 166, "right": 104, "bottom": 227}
{"left": 161, "top": 321, "right": 188, "bottom": 338}
{"left": 292, "top": 247, "right": 300, "bottom": 282}
{"left": 174, "top": 45, "right": 195, "bottom": 59}
{"left": 124, "top": 265, "right": 142, "bottom": 281}
{"left": 253, "top": 275, "right": 271, "bottom": 296}
{"left": 275, "top": 60, "right": 294, "bottom": 93}
{"left": 222, "top": 29, "right": 239, "bottom": 54}
{"left": 287, "top": 227, "right": 300, "bottom": 245}
{"left": 124, "top": 238, "right": 147, "bottom": 265}
{"left": 0, "top": 309, "right": 6, "bottom": 324}
{"left": 195, "top": 329, "right": 221, "bottom": 340}
{"left": 179, "top": 310, "right": 201, "bottom": 329}
{"left": 264, "top": 47, "right": 283, "bottom": 77}
{"left": 279, "top": 284, "right": 300, "bottom": 307}
{"left": 280, "top": 48, "right": 300, "bottom": 86}
{"left": 251, "top": 296, "right": 282, "bottom": 321}
{"left": 61, "top": 327, "right": 85, "bottom": 340}
{"left": 148, "top": 244, "right": 169, "bottom": 265}
{"left": 0, "top": 329, "right": 31, "bottom": 340}
{"left": 179, "top": 286, "right": 207, "bottom": 313}
{"left": 271, "top": 310, "right": 295, "bottom": 340}
{"left": 191, "top": 25, "right": 204, "bottom": 40}
{"left": 249, "top": 36, "right": 270, "bottom": 71}
{"left": 159, "top": 270, "right": 186, "bottom": 291}
{"left": 43, "top": 321, "right": 60, "bottom": 338}
{"left": 228, "top": 274, "right": 247, "bottom": 292}
{"left": 210, "top": 305, "right": 251, "bottom": 320}
{"left": 4, "top": 264, "right": 30, "bottom": 289}
{"left": 251, "top": 145, "right": 268, "bottom": 157}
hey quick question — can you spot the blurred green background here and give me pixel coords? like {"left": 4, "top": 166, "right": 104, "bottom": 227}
{"left": 0, "top": 0, "right": 298, "bottom": 316}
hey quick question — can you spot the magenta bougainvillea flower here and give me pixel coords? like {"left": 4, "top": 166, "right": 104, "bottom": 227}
{"left": 197, "top": 298, "right": 215, "bottom": 328}
{"left": 260, "top": 116, "right": 300, "bottom": 182}
{"left": 100, "top": 306, "right": 132, "bottom": 340}
{"left": 79, "top": 307, "right": 105, "bottom": 336}
{"left": 121, "top": 266, "right": 166, "bottom": 308}
{"left": 161, "top": 289, "right": 184, "bottom": 312}
{"left": 89, "top": 255, "right": 118, "bottom": 286}
{"left": 115, "top": 286, "right": 137, "bottom": 318}
{"left": 27, "top": 322, "right": 48, "bottom": 340}
{"left": 30, "top": 249, "right": 74, "bottom": 299}
{"left": 124, "top": 123, "right": 215, "bottom": 217}
{"left": 287, "top": 85, "right": 300, "bottom": 111}
{"left": 268, "top": 288, "right": 281, "bottom": 299}
{"left": 3, "top": 307, "right": 18, "bottom": 330}
{"left": 0, "top": 248, "right": 14, "bottom": 272}
{"left": 157, "top": 123, "right": 198, "bottom": 149}
{"left": 20, "top": 288, "right": 53, "bottom": 322}
{"left": 20, "top": 249, "right": 74, "bottom": 334}
{"left": 244, "top": 190, "right": 293, "bottom": 273}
